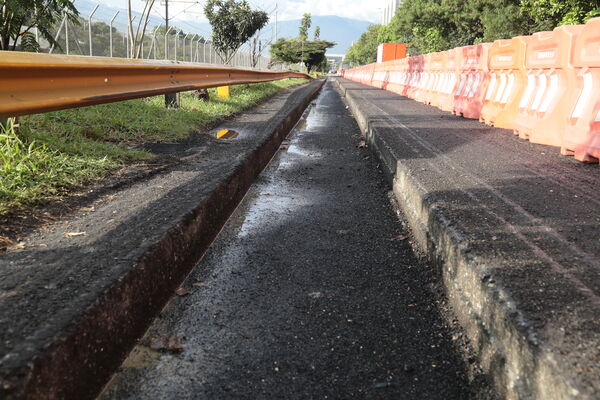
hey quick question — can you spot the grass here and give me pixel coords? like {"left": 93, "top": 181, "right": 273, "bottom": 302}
{"left": 0, "top": 78, "right": 307, "bottom": 217}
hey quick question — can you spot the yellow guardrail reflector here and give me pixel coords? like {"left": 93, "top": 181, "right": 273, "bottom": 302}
{"left": 217, "top": 86, "right": 230, "bottom": 99}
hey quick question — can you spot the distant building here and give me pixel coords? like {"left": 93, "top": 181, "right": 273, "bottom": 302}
{"left": 326, "top": 54, "right": 345, "bottom": 70}
{"left": 382, "top": 0, "right": 401, "bottom": 25}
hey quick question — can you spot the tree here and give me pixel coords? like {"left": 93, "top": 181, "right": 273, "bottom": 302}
{"left": 249, "top": 36, "right": 262, "bottom": 67}
{"left": 0, "top": 0, "right": 79, "bottom": 51}
{"left": 373, "top": 0, "right": 537, "bottom": 55}
{"left": 127, "top": 0, "right": 155, "bottom": 58}
{"left": 345, "top": 24, "right": 382, "bottom": 66}
{"left": 520, "top": 0, "right": 600, "bottom": 30}
{"left": 299, "top": 13, "right": 311, "bottom": 40}
{"left": 270, "top": 38, "right": 335, "bottom": 73}
{"left": 270, "top": 11, "right": 334, "bottom": 73}
{"left": 204, "top": 0, "right": 269, "bottom": 64}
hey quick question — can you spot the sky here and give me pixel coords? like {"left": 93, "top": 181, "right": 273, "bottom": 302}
{"left": 94, "top": 0, "right": 383, "bottom": 25}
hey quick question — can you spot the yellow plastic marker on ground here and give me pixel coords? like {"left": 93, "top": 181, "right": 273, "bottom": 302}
{"left": 217, "top": 86, "right": 230, "bottom": 99}
{"left": 216, "top": 129, "right": 239, "bottom": 139}
{"left": 216, "top": 129, "right": 230, "bottom": 138}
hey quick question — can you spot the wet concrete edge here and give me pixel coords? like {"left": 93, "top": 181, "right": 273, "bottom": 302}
{"left": 11, "top": 79, "right": 325, "bottom": 400}
{"left": 333, "top": 77, "right": 586, "bottom": 400}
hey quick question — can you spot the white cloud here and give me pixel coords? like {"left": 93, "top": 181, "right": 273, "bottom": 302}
{"left": 93, "top": 0, "right": 383, "bottom": 24}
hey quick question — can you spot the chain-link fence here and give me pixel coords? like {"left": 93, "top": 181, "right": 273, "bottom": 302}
{"left": 28, "top": 4, "right": 275, "bottom": 70}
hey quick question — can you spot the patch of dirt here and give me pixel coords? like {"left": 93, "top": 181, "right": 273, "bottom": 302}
{"left": 0, "top": 155, "right": 180, "bottom": 254}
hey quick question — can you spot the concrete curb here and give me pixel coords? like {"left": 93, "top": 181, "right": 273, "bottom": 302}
{"left": 2, "top": 79, "right": 325, "bottom": 400}
{"left": 334, "top": 77, "right": 594, "bottom": 400}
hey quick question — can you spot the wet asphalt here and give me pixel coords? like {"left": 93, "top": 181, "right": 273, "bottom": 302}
{"left": 100, "top": 81, "right": 493, "bottom": 399}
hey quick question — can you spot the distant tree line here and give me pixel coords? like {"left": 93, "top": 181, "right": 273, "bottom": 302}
{"left": 345, "top": 0, "right": 600, "bottom": 66}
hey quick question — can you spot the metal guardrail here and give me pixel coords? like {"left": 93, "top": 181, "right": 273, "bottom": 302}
{"left": 0, "top": 51, "right": 310, "bottom": 118}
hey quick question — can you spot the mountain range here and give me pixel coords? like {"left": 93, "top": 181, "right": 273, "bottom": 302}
{"left": 73, "top": 0, "right": 371, "bottom": 54}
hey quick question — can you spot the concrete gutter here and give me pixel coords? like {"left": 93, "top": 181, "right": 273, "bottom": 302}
{"left": 0, "top": 79, "right": 325, "bottom": 400}
{"left": 334, "top": 77, "right": 600, "bottom": 399}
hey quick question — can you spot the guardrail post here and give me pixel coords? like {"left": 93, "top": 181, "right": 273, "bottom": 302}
{"left": 165, "top": 92, "right": 180, "bottom": 108}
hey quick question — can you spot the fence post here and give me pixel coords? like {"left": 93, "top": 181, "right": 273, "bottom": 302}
{"left": 88, "top": 4, "right": 99, "bottom": 56}
{"left": 49, "top": 14, "right": 66, "bottom": 54}
{"left": 109, "top": 11, "right": 119, "bottom": 58}
{"left": 173, "top": 29, "right": 180, "bottom": 61}
{"left": 65, "top": 14, "right": 69, "bottom": 54}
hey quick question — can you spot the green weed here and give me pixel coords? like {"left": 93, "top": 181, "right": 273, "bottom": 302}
{"left": 1, "top": 78, "right": 306, "bottom": 216}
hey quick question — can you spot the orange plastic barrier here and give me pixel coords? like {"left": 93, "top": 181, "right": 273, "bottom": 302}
{"left": 386, "top": 58, "right": 409, "bottom": 95}
{"left": 439, "top": 48, "right": 462, "bottom": 112}
{"left": 453, "top": 43, "right": 491, "bottom": 119}
{"left": 562, "top": 17, "right": 600, "bottom": 162}
{"left": 350, "top": 63, "right": 375, "bottom": 86}
{"left": 340, "top": 21, "right": 600, "bottom": 164}
{"left": 479, "top": 36, "right": 529, "bottom": 129}
{"left": 513, "top": 25, "right": 582, "bottom": 146}
{"left": 414, "top": 54, "right": 432, "bottom": 103}
{"left": 428, "top": 52, "right": 448, "bottom": 107}
{"left": 372, "top": 60, "right": 397, "bottom": 89}
{"left": 406, "top": 55, "right": 424, "bottom": 99}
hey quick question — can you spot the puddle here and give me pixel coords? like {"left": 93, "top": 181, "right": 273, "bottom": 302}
{"left": 214, "top": 129, "right": 240, "bottom": 140}
{"left": 280, "top": 141, "right": 318, "bottom": 158}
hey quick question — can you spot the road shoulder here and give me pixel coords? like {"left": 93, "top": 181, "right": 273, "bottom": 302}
{"left": 335, "top": 77, "right": 600, "bottom": 399}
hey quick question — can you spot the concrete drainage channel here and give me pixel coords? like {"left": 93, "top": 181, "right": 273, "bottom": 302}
{"left": 0, "top": 79, "right": 325, "bottom": 400}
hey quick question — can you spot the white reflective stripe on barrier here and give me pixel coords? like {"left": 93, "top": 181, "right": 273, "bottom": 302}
{"left": 455, "top": 73, "right": 467, "bottom": 96}
{"left": 495, "top": 73, "right": 508, "bottom": 102}
{"left": 442, "top": 73, "right": 451, "bottom": 93}
{"left": 500, "top": 72, "right": 515, "bottom": 104}
{"left": 422, "top": 73, "right": 429, "bottom": 89}
{"left": 571, "top": 72, "right": 593, "bottom": 119}
{"left": 438, "top": 73, "right": 446, "bottom": 92}
{"left": 435, "top": 73, "right": 444, "bottom": 92}
{"left": 421, "top": 73, "right": 429, "bottom": 89}
{"left": 431, "top": 73, "right": 439, "bottom": 90}
{"left": 446, "top": 74, "right": 457, "bottom": 94}
{"left": 485, "top": 74, "right": 497, "bottom": 101}
{"left": 469, "top": 73, "right": 481, "bottom": 98}
{"left": 539, "top": 74, "right": 559, "bottom": 113}
{"left": 500, "top": 73, "right": 515, "bottom": 104}
{"left": 462, "top": 73, "right": 473, "bottom": 97}
{"left": 519, "top": 73, "right": 537, "bottom": 109}
{"left": 531, "top": 74, "right": 547, "bottom": 111}
{"left": 428, "top": 73, "right": 437, "bottom": 91}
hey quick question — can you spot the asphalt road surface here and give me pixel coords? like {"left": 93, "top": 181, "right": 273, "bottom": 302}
{"left": 100, "top": 81, "right": 494, "bottom": 399}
